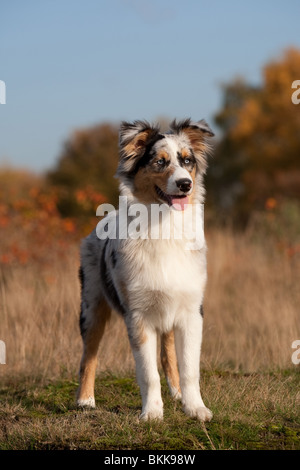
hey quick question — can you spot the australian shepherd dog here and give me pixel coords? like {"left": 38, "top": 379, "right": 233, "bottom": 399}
{"left": 77, "top": 118, "right": 214, "bottom": 421}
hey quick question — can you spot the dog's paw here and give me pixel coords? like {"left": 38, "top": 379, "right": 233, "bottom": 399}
{"left": 169, "top": 385, "right": 182, "bottom": 401}
{"left": 140, "top": 404, "right": 163, "bottom": 421}
{"left": 183, "top": 405, "right": 213, "bottom": 422}
{"left": 77, "top": 396, "right": 96, "bottom": 409}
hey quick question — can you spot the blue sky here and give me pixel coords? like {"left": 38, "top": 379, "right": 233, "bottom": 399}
{"left": 1, "top": 0, "right": 300, "bottom": 172}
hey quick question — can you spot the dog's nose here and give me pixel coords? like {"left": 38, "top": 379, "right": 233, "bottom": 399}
{"left": 176, "top": 178, "right": 192, "bottom": 193}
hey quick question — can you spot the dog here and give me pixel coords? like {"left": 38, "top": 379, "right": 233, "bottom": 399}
{"left": 77, "top": 118, "right": 214, "bottom": 421}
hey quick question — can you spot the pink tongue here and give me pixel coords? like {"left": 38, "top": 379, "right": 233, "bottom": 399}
{"left": 171, "top": 196, "right": 189, "bottom": 211}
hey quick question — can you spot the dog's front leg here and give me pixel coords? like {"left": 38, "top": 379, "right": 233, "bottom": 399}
{"left": 126, "top": 317, "right": 163, "bottom": 420}
{"left": 174, "top": 311, "right": 212, "bottom": 422}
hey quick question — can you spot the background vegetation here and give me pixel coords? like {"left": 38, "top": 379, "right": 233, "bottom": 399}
{"left": 0, "top": 48, "right": 299, "bottom": 450}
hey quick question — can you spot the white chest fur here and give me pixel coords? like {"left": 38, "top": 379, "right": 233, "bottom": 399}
{"left": 123, "top": 237, "right": 206, "bottom": 291}
{"left": 118, "top": 237, "right": 207, "bottom": 331}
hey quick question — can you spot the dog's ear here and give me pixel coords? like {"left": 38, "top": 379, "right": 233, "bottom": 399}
{"left": 170, "top": 118, "right": 214, "bottom": 172}
{"left": 117, "top": 120, "right": 161, "bottom": 176}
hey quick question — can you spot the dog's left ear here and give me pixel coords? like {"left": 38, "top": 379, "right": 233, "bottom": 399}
{"left": 116, "top": 120, "right": 161, "bottom": 176}
{"left": 170, "top": 118, "right": 215, "bottom": 172}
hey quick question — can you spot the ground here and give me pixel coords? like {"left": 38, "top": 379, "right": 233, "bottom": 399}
{"left": 0, "top": 369, "right": 299, "bottom": 450}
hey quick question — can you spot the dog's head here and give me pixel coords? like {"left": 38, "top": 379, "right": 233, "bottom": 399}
{"left": 116, "top": 119, "right": 214, "bottom": 209}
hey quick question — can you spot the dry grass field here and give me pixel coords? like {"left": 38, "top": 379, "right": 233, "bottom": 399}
{"left": 0, "top": 226, "right": 299, "bottom": 377}
{"left": 0, "top": 217, "right": 299, "bottom": 449}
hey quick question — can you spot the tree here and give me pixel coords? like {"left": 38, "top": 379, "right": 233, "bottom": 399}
{"left": 206, "top": 48, "right": 300, "bottom": 224}
{"left": 47, "top": 123, "right": 120, "bottom": 218}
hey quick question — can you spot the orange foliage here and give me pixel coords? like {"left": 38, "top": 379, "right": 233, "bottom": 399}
{"left": 207, "top": 47, "right": 300, "bottom": 224}
{"left": 265, "top": 197, "right": 277, "bottom": 211}
{"left": 75, "top": 186, "right": 106, "bottom": 210}
{"left": 231, "top": 47, "right": 300, "bottom": 170}
{"left": 0, "top": 168, "right": 105, "bottom": 268}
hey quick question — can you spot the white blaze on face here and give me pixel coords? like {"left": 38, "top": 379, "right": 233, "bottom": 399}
{"left": 161, "top": 136, "right": 192, "bottom": 193}
{"left": 166, "top": 165, "right": 192, "bottom": 195}
{"left": 158, "top": 136, "right": 192, "bottom": 211}
{"left": 152, "top": 135, "right": 194, "bottom": 210}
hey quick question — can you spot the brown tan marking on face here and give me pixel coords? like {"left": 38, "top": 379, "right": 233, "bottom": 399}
{"left": 176, "top": 145, "right": 198, "bottom": 205}
{"left": 180, "top": 129, "right": 208, "bottom": 172}
{"left": 181, "top": 148, "right": 190, "bottom": 159}
{"left": 156, "top": 150, "right": 169, "bottom": 161}
{"left": 133, "top": 165, "right": 176, "bottom": 204}
{"left": 189, "top": 166, "right": 197, "bottom": 204}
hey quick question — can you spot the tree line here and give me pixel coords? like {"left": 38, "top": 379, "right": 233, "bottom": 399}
{"left": 47, "top": 48, "right": 300, "bottom": 226}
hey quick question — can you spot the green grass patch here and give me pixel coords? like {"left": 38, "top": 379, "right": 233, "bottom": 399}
{"left": 0, "top": 370, "right": 299, "bottom": 450}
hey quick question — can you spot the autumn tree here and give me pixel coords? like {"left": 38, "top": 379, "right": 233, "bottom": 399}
{"left": 206, "top": 47, "right": 300, "bottom": 224}
{"left": 47, "top": 123, "right": 120, "bottom": 218}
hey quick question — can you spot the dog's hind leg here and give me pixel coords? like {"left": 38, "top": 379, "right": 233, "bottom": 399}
{"left": 161, "top": 330, "right": 181, "bottom": 400}
{"left": 77, "top": 296, "right": 111, "bottom": 408}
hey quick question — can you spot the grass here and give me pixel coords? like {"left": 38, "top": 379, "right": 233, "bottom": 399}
{"left": 1, "top": 227, "right": 299, "bottom": 378}
{"left": 0, "top": 369, "right": 299, "bottom": 450}
{"left": 0, "top": 224, "right": 299, "bottom": 450}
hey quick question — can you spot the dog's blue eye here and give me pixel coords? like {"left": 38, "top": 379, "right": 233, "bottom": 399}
{"left": 184, "top": 158, "right": 191, "bottom": 164}
{"left": 156, "top": 158, "right": 165, "bottom": 165}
